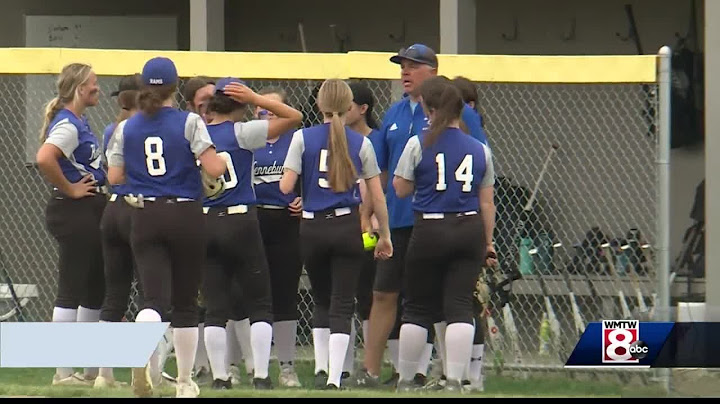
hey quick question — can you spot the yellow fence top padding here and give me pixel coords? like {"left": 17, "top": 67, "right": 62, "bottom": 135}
{"left": 0, "top": 48, "right": 658, "bottom": 83}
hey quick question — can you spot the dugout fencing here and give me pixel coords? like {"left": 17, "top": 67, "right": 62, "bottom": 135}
{"left": 0, "top": 48, "right": 671, "bottom": 384}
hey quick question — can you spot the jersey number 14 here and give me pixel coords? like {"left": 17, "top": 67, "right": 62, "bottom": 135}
{"left": 435, "top": 153, "right": 473, "bottom": 192}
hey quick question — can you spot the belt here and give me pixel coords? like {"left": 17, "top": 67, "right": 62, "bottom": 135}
{"left": 257, "top": 204, "right": 285, "bottom": 210}
{"left": 302, "top": 207, "right": 352, "bottom": 220}
{"left": 203, "top": 204, "right": 249, "bottom": 215}
{"left": 54, "top": 185, "right": 108, "bottom": 195}
{"left": 122, "top": 195, "right": 196, "bottom": 209}
{"left": 420, "top": 210, "right": 478, "bottom": 220}
{"left": 143, "top": 197, "right": 195, "bottom": 202}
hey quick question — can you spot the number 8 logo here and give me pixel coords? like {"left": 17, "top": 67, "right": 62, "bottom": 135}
{"left": 605, "top": 329, "right": 634, "bottom": 362}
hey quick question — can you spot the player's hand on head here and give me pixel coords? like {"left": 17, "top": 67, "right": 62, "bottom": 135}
{"left": 374, "top": 237, "right": 393, "bottom": 260}
{"left": 288, "top": 197, "right": 303, "bottom": 216}
{"left": 223, "top": 83, "right": 257, "bottom": 104}
{"left": 485, "top": 244, "right": 498, "bottom": 268}
{"left": 68, "top": 174, "right": 97, "bottom": 199}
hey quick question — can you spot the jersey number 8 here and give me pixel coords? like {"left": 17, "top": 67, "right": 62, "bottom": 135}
{"left": 145, "top": 137, "right": 167, "bottom": 176}
{"left": 435, "top": 153, "right": 473, "bottom": 192}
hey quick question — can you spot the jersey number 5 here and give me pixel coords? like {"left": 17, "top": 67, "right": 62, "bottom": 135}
{"left": 318, "top": 149, "right": 330, "bottom": 188}
{"left": 435, "top": 153, "right": 473, "bottom": 192}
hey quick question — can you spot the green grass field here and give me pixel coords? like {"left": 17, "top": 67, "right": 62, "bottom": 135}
{"left": 0, "top": 360, "right": 668, "bottom": 398}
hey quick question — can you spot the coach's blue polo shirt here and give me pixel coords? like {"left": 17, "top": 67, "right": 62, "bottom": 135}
{"left": 374, "top": 95, "right": 489, "bottom": 229}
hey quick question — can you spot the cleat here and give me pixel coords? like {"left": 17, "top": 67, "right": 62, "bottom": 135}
{"left": 176, "top": 379, "right": 200, "bottom": 398}
{"left": 132, "top": 365, "right": 153, "bottom": 398}
{"left": 314, "top": 371, "right": 328, "bottom": 389}
{"left": 253, "top": 376, "right": 273, "bottom": 390}
{"left": 212, "top": 378, "right": 232, "bottom": 390}
{"left": 279, "top": 365, "right": 302, "bottom": 387}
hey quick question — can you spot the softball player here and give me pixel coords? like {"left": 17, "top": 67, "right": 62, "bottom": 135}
{"left": 280, "top": 79, "right": 392, "bottom": 390}
{"left": 200, "top": 78, "right": 303, "bottom": 391}
{"left": 35, "top": 62, "right": 106, "bottom": 387}
{"left": 183, "top": 76, "right": 216, "bottom": 122}
{"left": 453, "top": 75, "right": 487, "bottom": 392}
{"left": 392, "top": 76, "right": 496, "bottom": 392}
{"left": 344, "top": 82, "right": 381, "bottom": 376}
{"left": 106, "top": 56, "right": 227, "bottom": 398}
{"left": 252, "top": 87, "right": 304, "bottom": 387}
{"left": 95, "top": 74, "right": 142, "bottom": 389}
{"left": 351, "top": 44, "right": 488, "bottom": 389}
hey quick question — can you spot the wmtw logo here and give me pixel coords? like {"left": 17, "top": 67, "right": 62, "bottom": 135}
{"left": 602, "top": 320, "right": 648, "bottom": 364}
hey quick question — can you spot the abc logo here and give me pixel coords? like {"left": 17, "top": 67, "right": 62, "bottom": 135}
{"left": 629, "top": 340, "right": 649, "bottom": 359}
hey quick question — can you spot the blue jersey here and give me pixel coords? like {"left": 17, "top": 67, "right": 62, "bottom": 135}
{"left": 374, "top": 97, "right": 488, "bottom": 229}
{"left": 394, "top": 128, "right": 495, "bottom": 213}
{"left": 102, "top": 122, "right": 128, "bottom": 196}
{"left": 253, "top": 129, "right": 298, "bottom": 207}
{"left": 283, "top": 124, "right": 381, "bottom": 212}
{"left": 367, "top": 129, "right": 382, "bottom": 158}
{"left": 204, "top": 120, "right": 269, "bottom": 207}
{"left": 112, "top": 108, "right": 214, "bottom": 200}
{"left": 43, "top": 109, "right": 106, "bottom": 186}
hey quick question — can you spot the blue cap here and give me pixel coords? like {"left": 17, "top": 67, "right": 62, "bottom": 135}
{"left": 141, "top": 57, "right": 178, "bottom": 86}
{"left": 215, "top": 77, "right": 246, "bottom": 93}
{"left": 389, "top": 44, "right": 438, "bottom": 68}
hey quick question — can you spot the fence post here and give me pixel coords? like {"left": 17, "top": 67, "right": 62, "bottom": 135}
{"left": 656, "top": 45, "right": 672, "bottom": 394}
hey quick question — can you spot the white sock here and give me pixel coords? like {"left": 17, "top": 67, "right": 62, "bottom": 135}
{"left": 312, "top": 328, "right": 330, "bottom": 375}
{"left": 434, "top": 321, "right": 448, "bottom": 376}
{"left": 195, "top": 323, "right": 210, "bottom": 373}
{"left": 387, "top": 339, "right": 400, "bottom": 371}
{"left": 328, "top": 333, "right": 350, "bottom": 387}
{"left": 343, "top": 322, "right": 357, "bottom": 373}
{"left": 77, "top": 306, "right": 100, "bottom": 323}
{"left": 77, "top": 306, "right": 101, "bottom": 379}
{"left": 273, "top": 320, "right": 298, "bottom": 366}
{"left": 98, "top": 320, "right": 114, "bottom": 380}
{"left": 234, "top": 319, "right": 254, "bottom": 375}
{"left": 157, "top": 327, "right": 174, "bottom": 380}
{"left": 226, "top": 320, "right": 239, "bottom": 367}
{"left": 362, "top": 320, "right": 370, "bottom": 346}
{"left": 98, "top": 367, "right": 114, "bottom": 379}
{"left": 398, "top": 324, "right": 427, "bottom": 382}
{"left": 251, "top": 321, "right": 273, "bottom": 379}
{"left": 445, "top": 323, "right": 474, "bottom": 383}
{"left": 417, "top": 343, "right": 433, "bottom": 376}
{"left": 174, "top": 327, "right": 199, "bottom": 384}
{"left": 135, "top": 309, "right": 162, "bottom": 383}
{"left": 53, "top": 307, "right": 77, "bottom": 379}
{"left": 204, "top": 326, "right": 229, "bottom": 381}
{"left": 469, "top": 344, "right": 485, "bottom": 384}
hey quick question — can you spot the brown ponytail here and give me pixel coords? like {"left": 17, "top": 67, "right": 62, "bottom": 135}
{"left": 419, "top": 76, "right": 464, "bottom": 148}
{"left": 115, "top": 90, "right": 139, "bottom": 125}
{"left": 317, "top": 79, "right": 357, "bottom": 193}
{"left": 138, "top": 84, "right": 177, "bottom": 116}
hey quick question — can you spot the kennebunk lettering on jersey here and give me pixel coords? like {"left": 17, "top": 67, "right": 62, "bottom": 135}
{"left": 254, "top": 161, "right": 284, "bottom": 176}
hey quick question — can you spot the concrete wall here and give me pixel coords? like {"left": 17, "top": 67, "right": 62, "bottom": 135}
{"left": 0, "top": 0, "right": 190, "bottom": 49}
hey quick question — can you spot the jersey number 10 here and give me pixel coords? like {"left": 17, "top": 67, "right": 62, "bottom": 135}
{"left": 435, "top": 153, "right": 473, "bottom": 192}
{"left": 144, "top": 136, "right": 238, "bottom": 190}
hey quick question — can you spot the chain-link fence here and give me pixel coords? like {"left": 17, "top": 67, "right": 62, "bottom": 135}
{"left": 0, "top": 72, "right": 662, "bottom": 380}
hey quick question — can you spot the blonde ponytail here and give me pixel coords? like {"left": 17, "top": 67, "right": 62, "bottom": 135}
{"left": 328, "top": 111, "right": 357, "bottom": 192}
{"left": 317, "top": 79, "right": 357, "bottom": 193}
{"left": 39, "top": 97, "right": 64, "bottom": 142}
